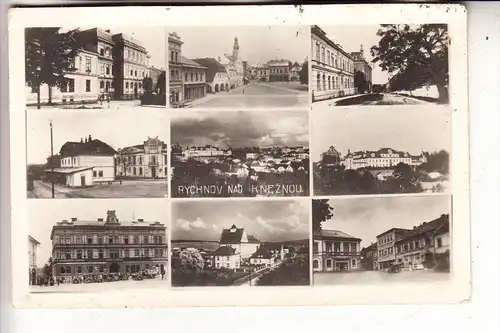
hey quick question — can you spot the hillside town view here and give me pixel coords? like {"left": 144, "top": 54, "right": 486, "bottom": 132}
{"left": 28, "top": 201, "right": 169, "bottom": 292}
{"left": 26, "top": 110, "right": 168, "bottom": 198}
{"left": 171, "top": 200, "right": 310, "bottom": 287}
{"left": 171, "top": 111, "right": 310, "bottom": 198}
{"left": 312, "top": 108, "right": 450, "bottom": 195}
{"left": 311, "top": 24, "right": 449, "bottom": 107}
{"left": 168, "top": 26, "right": 308, "bottom": 108}
{"left": 25, "top": 27, "right": 167, "bottom": 110}
{"left": 312, "top": 197, "right": 451, "bottom": 285}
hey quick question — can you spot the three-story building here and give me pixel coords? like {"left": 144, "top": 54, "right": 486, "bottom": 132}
{"left": 50, "top": 210, "right": 168, "bottom": 277}
{"left": 116, "top": 137, "right": 168, "bottom": 179}
{"left": 313, "top": 229, "right": 361, "bottom": 272}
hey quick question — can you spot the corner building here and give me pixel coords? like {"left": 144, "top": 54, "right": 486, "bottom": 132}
{"left": 50, "top": 210, "right": 167, "bottom": 277}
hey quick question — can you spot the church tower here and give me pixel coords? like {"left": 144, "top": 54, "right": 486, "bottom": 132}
{"left": 232, "top": 36, "right": 239, "bottom": 59}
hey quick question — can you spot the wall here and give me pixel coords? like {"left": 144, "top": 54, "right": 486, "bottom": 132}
{"left": 78, "top": 155, "right": 115, "bottom": 182}
{"left": 67, "top": 169, "right": 94, "bottom": 187}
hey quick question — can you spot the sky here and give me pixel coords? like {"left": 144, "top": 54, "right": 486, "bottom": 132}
{"left": 169, "top": 26, "right": 309, "bottom": 65}
{"left": 172, "top": 200, "right": 309, "bottom": 242}
{"left": 28, "top": 199, "right": 169, "bottom": 266}
{"left": 26, "top": 108, "right": 169, "bottom": 165}
{"left": 319, "top": 196, "right": 451, "bottom": 249}
{"left": 311, "top": 106, "right": 451, "bottom": 162}
{"left": 318, "top": 25, "right": 390, "bottom": 85}
{"left": 62, "top": 26, "right": 166, "bottom": 69}
{"left": 171, "top": 111, "right": 309, "bottom": 149}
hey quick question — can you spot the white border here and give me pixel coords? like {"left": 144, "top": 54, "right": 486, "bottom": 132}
{"left": 8, "top": 4, "right": 469, "bottom": 308}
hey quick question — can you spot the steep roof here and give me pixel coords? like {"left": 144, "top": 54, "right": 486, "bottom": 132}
{"left": 395, "top": 214, "right": 449, "bottom": 242}
{"left": 59, "top": 139, "right": 116, "bottom": 157}
{"left": 220, "top": 224, "right": 244, "bottom": 244}
{"left": 214, "top": 246, "right": 237, "bottom": 256}
{"left": 250, "top": 247, "right": 273, "bottom": 259}
{"left": 192, "top": 58, "right": 227, "bottom": 82}
{"left": 180, "top": 56, "right": 207, "bottom": 69}
{"left": 314, "top": 229, "right": 361, "bottom": 241}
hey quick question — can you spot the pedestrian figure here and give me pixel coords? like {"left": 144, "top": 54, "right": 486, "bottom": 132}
{"left": 106, "top": 95, "right": 110, "bottom": 109}
{"left": 120, "top": 179, "right": 123, "bottom": 185}
{"left": 161, "top": 266, "right": 165, "bottom": 280}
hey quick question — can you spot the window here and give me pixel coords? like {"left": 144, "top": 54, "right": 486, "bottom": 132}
{"left": 130, "top": 70, "right": 133, "bottom": 76}
{"left": 326, "top": 259, "right": 332, "bottom": 268}
{"left": 437, "top": 237, "right": 443, "bottom": 247}
{"left": 76, "top": 236, "right": 82, "bottom": 244}
{"left": 185, "top": 73, "right": 188, "bottom": 81}
{"left": 98, "top": 250, "right": 104, "bottom": 259}
{"left": 99, "top": 266, "right": 104, "bottom": 273}
{"left": 124, "top": 250, "right": 130, "bottom": 258}
{"left": 77, "top": 250, "right": 82, "bottom": 259}
{"left": 134, "top": 236, "right": 139, "bottom": 244}
{"left": 159, "top": 236, "right": 163, "bottom": 244}
{"left": 124, "top": 236, "right": 129, "bottom": 244}
{"left": 134, "top": 249, "right": 139, "bottom": 257}
{"left": 170, "top": 51, "right": 174, "bottom": 61}
{"left": 100, "top": 64, "right": 105, "bottom": 75}
{"left": 61, "top": 267, "right": 66, "bottom": 274}
{"left": 93, "top": 171, "right": 97, "bottom": 177}
{"left": 153, "top": 236, "right": 158, "bottom": 244}
{"left": 144, "top": 236, "right": 149, "bottom": 244}
{"left": 98, "top": 171, "right": 103, "bottom": 177}
{"left": 86, "top": 80, "right": 91, "bottom": 92}
{"left": 195, "top": 73, "right": 198, "bottom": 81}
{"left": 126, "top": 82, "right": 129, "bottom": 89}
{"left": 97, "top": 236, "right": 103, "bottom": 244}
{"left": 65, "top": 251, "right": 71, "bottom": 259}
{"left": 85, "top": 57, "right": 91, "bottom": 72}
{"left": 68, "top": 79, "right": 75, "bottom": 93}
{"left": 313, "top": 260, "right": 319, "bottom": 269}
{"left": 100, "top": 47, "right": 104, "bottom": 56}
{"left": 352, "top": 259, "right": 356, "bottom": 267}
{"left": 87, "top": 236, "right": 93, "bottom": 244}
{"left": 108, "top": 237, "right": 113, "bottom": 244}
{"left": 351, "top": 243, "right": 357, "bottom": 253}
{"left": 106, "top": 65, "right": 110, "bottom": 75}
{"left": 77, "top": 266, "right": 82, "bottom": 273}
{"left": 87, "top": 250, "right": 93, "bottom": 259}
{"left": 134, "top": 70, "right": 137, "bottom": 77}
{"left": 334, "top": 242, "right": 341, "bottom": 252}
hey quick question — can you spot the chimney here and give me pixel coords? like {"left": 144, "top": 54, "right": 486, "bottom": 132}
{"left": 71, "top": 217, "right": 77, "bottom": 222}
{"left": 88, "top": 134, "right": 92, "bottom": 142}
{"left": 85, "top": 137, "right": 88, "bottom": 143}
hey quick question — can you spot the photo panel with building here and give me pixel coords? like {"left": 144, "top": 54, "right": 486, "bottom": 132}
{"left": 312, "top": 106, "right": 451, "bottom": 196}
{"left": 28, "top": 199, "right": 169, "bottom": 290}
{"left": 311, "top": 24, "right": 449, "bottom": 107}
{"left": 312, "top": 195, "right": 452, "bottom": 286}
{"left": 167, "top": 25, "right": 309, "bottom": 109}
{"left": 171, "top": 199, "right": 310, "bottom": 287}
{"left": 26, "top": 108, "right": 169, "bottom": 198}
{"left": 171, "top": 110, "right": 310, "bottom": 198}
{"left": 25, "top": 26, "right": 167, "bottom": 110}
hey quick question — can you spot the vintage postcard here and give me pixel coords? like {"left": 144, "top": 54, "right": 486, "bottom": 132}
{"left": 8, "top": 4, "right": 469, "bottom": 308}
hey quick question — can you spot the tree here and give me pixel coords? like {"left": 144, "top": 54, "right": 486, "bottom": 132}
{"left": 299, "top": 60, "right": 308, "bottom": 85}
{"left": 391, "top": 162, "right": 422, "bottom": 193}
{"left": 421, "top": 150, "right": 449, "bottom": 174}
{"left": 371, "top": 24, "right": 449, "bottom": 103}
{"left": 354, "top": 70, "right": 369, "bottom": 94}
{"left": 25, "top": 28, "right": 84, "bottom": 109}
{"left": 312, "top": 199, "right": 334, "bottom": 232}
{"left": 172, "top": 248, "right": 205, "bottom": 286}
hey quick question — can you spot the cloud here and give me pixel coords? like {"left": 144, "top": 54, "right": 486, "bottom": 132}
{"left": 175, "top": 217, "right": 206, "bottom": 231}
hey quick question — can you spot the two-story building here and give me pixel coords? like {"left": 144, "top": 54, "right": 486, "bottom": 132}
{"left": 180, "top": 57, "right": 207, "bottom": 101}
{"left": 342, "top": 148, "right": 427, "bottom": 170}
{"left": 112, "top": 33, "right": 150, "bottom": 100}
{"left": 50, "top": 210, "right": 168, "bottom": 277}
{"left": 268, "top": 59, "right": 290, "bottom": 82}
{"left": 47, "top": 135, "right": 116, "bottom": 187}
{"left": 212, "top": 246, "right": 240, "bottom": 270}
{"left": 249, "top": 247, "right": 275, "bottom": 267}
{"left": 116, "top": 137, "right": 168, "bottom": 179}
{"left": 313, "top": 229, "right": 362, "bottom": 272}
{"left": 192, "top": 57, "right": 230, "bottom": 93}
{"left": 311, "top": 25, "right": 355, "bottom": 102}
{"left": 289, "top": 61, "right": 302, "bottom": 82}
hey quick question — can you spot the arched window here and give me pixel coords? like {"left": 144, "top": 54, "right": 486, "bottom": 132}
{"left": 105, "top": 81, "right": 110, "bottom": 92}
{"left": 328, "top": 76, "right": 331, "bottom": 90}
{"left": 313, "top": 260, "right": 319, "bottom": 269}
{"left": 322, "top": 74, "right": 326, "bottom": 91}
{"left": 100, "top": 81, "right": 104, "bottom": 89}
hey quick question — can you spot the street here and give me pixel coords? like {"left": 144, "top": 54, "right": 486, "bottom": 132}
{"left": 314, "top": 270, "right": 450, "bottom": 285}
{"left": 314, "top": 93, "right": 430, "bottom": 107}
{"left": 30, "top": 276, "right": 168, "bottom": 294}
{"left": 187, "top": 82, "right": 308, "bottom": 108}
{"left": 30, "top": 180, "right": 167, "bottom": 198}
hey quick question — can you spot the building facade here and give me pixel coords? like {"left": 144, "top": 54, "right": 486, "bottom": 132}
{"left": 193, "top": 58, "right": 230, "bottom": 93}
{"left": 219, "top": 224, "right": 260, "bottom": 261}
{"left": 116, "top": 137, "right": 168, "bottom": 179}
{"left": 289, "top": 61, "right": 302, "bottom": 81}
{"left": 268, "top": 59, "right": 290, "bottom": 82}
{"left": 342, "top": 148, "right": 427, "bottom": 170}
{"left": 182, "top": 145, "right": 232, "bottom": 160}
{"left": 50, "top": 210, "right": 168, "bottom": 277}
{"left": 311, "top": 25, "right": 355, "bottom": 102}
{"left": 48, "top": 135, "right": 116, "bottom": 187}
{"left": 223, "top": 37, "right": 244, "bottom": 88}
{"left": 112, "top": 33, "right": 150, "bottom": 100}
{"left": 313, "top": 229, "right": 361, "bottom": 272}
{"left": 212, "top": 246, "right": 240, "bottom": 270}
{"left": 168, "top": 32, "right": 184, "bottom": 104}
{"left": 360, "top": 243, "right": 378, "bottom": 271}
{"left": 26, "top": 48, "right": 100, "bottom": 105}
{"left": 350, "top": 45, "right": 373, "bottom": 93}
{"left": 180, "top": 57, "right": 207, "bottom": 101}
{"left": 376, "top": 228, "right": 411, "bottom": 270}
{"left": 28, "top": 235, "right": 40, "bottom": 270}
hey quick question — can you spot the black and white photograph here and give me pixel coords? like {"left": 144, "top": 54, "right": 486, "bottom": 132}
{"left": 168, "top": 26, "right": 308, "bottom": 108}
{"left": 312, "top": 107, "right": 451, "bottom": 195}
{"left": 28, "top": 200, "right": 169, "bottom": 293}
{"left": 171, "top": 200, "right": 310, "bottom": 287}
{"left": 311, "top": 24, "right": 449, "bottom": 106}
{"left": 26, "top": 109, "right": 168, "bottom": 198}
{"left": 25, "top": 27, "right": 167, "bottom": 110}
{"left": 171, "top": 110, "right": 310, "bottom": 198}
{"left": 312, "top": 196, "right": 451, "bottom": 285}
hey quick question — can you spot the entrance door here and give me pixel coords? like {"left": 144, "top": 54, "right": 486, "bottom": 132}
{"left": 336, "top": 261, "right": 348, "bottom": 272}
{"left": 151, "top": 167, "right": 156, "bottom": 178}
{"left": 109, "top": 262, "right": 120, "bottom": 273}
{"left": 134, "top": 84, "right": 138, "bottom": 99}
{"left": 80, "top": 175, "right": 86, "bottom": 187}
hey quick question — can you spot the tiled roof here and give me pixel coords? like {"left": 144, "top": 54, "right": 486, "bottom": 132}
{"left": 59, "top": 139, "right": 116, "bottom": 157}
{"left": 247, "top": 235, "right": 260, "bottom": 243}
{"left": 45, "top": 166, "right": 94, "bottom": 174}
{"left": 250, "top": 247, "right": 273, "bottom": 259}
{"left": 314, "top": 229, "right": 361, "bottom": 241}
{"left": 180, "top": 56, "right": 207, "bottom": 69}
{"left": 192, "top": 58, "right": 227, "bottom": 82}
{"left": 396, "top": 214, "right": 449, "bottom": 242}
{"left": 214, "top": 246, "right": 237, "bottom": 256}
{"left": 345, "top": 147, "right": 423, "bottom": 160}
{"left": 220, "top": 225, "right": 244, "bottom": 244}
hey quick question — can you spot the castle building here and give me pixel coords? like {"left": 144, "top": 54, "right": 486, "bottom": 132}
{"left": 182, "top": 145, "right": 232, "bottom": 160}
{"left": 313, "top": 229, "right": 361, "bottom": 272}
{"left": 311, "top": 25, "right": 356, "bottom": 102}
{"left": 47, "top": 135, "right": 116, "bottom": 188}
{"left": 116, "top": 137, "right": 168, "bottom": 179}
{"left": 342, "top": 148, "right": 427, "bottom": 170}
{"left": 50, "top": 210, "right": 168, "bottom": 277}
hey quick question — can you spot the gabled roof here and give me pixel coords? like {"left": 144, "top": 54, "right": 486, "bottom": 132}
{"left": 314, "top": 229, "right": 361, "bottom": 241}
{"left": 213, "top": 246, "right": 237, "bottom": 256}
{"left": 192, "top": 58, "right": 227, "bottom": 82}
{"left": 250, "top": 247, "right": 273, "bottom": 259}
{"left": 59, "top": 139, "right": 116, "bottom": 157}
{"left": 395, "top": 214, "right": 449, "bottom": 242}
{"left": 220, "top": 225, "right": 244, "bottom": 244}
{"left": 180, "top": 56, "right": 207, "bottom": 69}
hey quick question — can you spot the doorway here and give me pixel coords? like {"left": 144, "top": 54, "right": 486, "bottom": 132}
{"left": 109, "top": 262, "right": 120, "bottom": 273}
{"left": 151, "top": 167, "right": 156, "bottom": 178}
{"left": 336, "top": 261, "right": 349, "bottom": 272}
{"left": 80, "top": 175, "right": 86, "bottom": 187}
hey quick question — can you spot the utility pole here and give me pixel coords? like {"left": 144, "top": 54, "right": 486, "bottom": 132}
{"left": 50, "top": 120, "right": 54, "bottom": 198}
